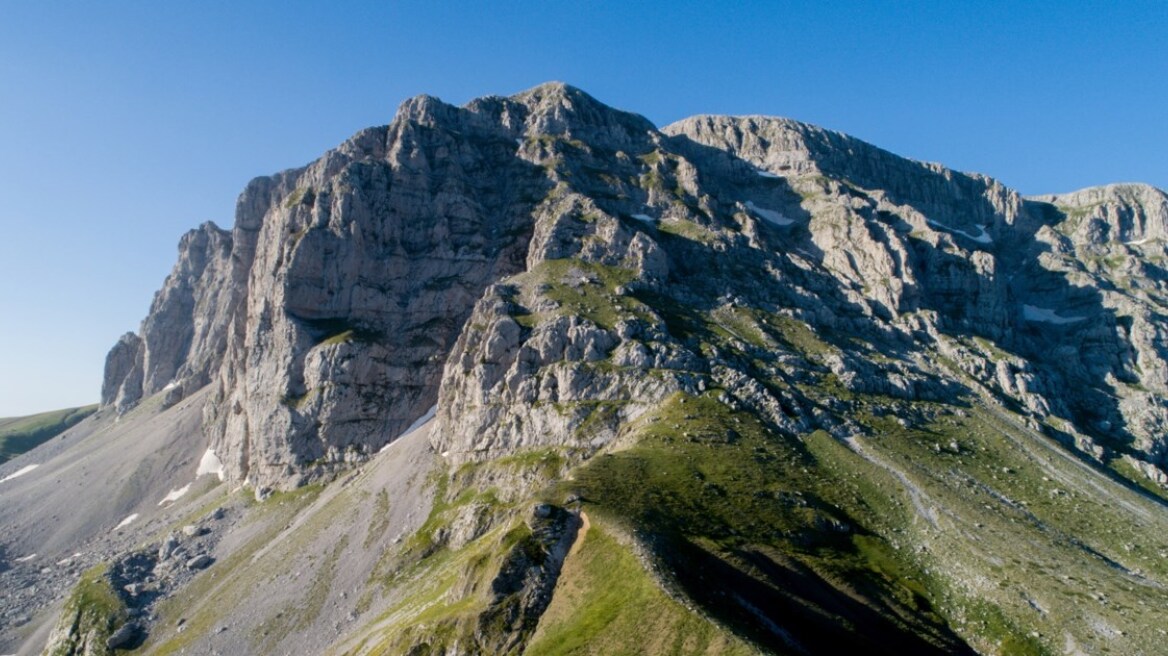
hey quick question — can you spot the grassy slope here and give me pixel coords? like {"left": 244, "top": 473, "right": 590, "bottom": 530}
{"left": 526, "top": 516, "right": 753, "bottom": 656}
{"left": 0, "top": 405, "right": 97, "bottom": 463}
{"left": 809, "top": 402, "right": 1168, "bottom": 656}
{"left": 45, "top": 564, "right": 129, "bottom": 656}
{"left": 564, "top": 392, "right": 974, "bottom": 655}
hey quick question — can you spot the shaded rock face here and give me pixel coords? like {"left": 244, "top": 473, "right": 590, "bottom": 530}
{"left": 103, "top": 82, "right": 1168, "bottom": 489}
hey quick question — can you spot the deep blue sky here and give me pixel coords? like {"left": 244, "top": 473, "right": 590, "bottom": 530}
{"left": 1, "top": 1, "right": 1165, "bottom": 416}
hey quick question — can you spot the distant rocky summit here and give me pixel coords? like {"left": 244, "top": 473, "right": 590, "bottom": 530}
{"left": 20, "top": 81, "right": 1159, "bottom": 655}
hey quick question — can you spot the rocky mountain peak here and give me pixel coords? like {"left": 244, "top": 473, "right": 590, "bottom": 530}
{"left": 25, "top": 82, "right": 1168, "bottom": 656}
{"left": 511, "top": 81, "right": 656, "bottom": 146}
{"left": 1030, "top": 182, "right": 1168, "bottom": 245}
{"left": 98, "top": 82, "right": 1168, "bottom": 497}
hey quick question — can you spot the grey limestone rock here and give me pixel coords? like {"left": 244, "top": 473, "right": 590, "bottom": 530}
{"left": 100, "top": 221, "right": 239, "bottom": 412}
{"left": 185, "top": 554, "right": 212, "bottom": 570}
{"left": 101, "top": 332, "right": 143, "bottom": 412}
{"left": 106, "top": 622, "right": 138, "bottom": 649}
{"left": 101, "top": 82, "right": 1168, "bottom": 491}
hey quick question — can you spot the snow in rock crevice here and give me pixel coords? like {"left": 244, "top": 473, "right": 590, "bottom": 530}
{"left": 927, "top": 219, "right": 993, "bottom": 244}
{"left": 745, "top": 201, "right": 795, "bottom": 226}
{"left": 196, "top": 448, "right": 225, "bottom": 481}
{"left": 380, "top": 404, "right": 438, "bottom": 453}
{"left": 1023, "top": 304, "right": 1086, "bottom": 324}
{"left": 159, "top": 483, "right": 192, "bottom": 506}
{"left": 0, "top": 464, "right": 38, "bottom": 484}
{"left": 631, "top": 213, "right": 655, "bottom": 223}
{"left": 755, "top": 168, "right": 780, "bottom": 179}
{"left": 114, "top": 513, "right": 138, "bottom": 530}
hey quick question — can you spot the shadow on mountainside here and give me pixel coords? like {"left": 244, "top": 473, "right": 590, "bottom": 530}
{"left": 662, "top": 130, "right": 1150, "bottom": 474}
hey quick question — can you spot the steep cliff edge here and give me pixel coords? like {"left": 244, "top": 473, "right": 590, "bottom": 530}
{"left": 100, "top": 222, "right": 237, "bottom": 414}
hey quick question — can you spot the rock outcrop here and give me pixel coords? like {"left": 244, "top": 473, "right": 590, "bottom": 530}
{"left": 100, "top": 222, "right": 237, "bottom": 411}
{"left": 101, "top": 82, "right": 1168, "bottom": 491}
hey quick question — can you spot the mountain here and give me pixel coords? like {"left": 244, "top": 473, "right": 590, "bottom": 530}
{"left": 2, "top": 82, "right": 1167, "bottom": 655}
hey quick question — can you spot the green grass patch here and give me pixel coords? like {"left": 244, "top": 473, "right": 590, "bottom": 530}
{"left": 320, "top": 329, "right": 355, "bottom": 346}
{"left": 656, "top": 217, "right": 717, "bottom": 244}
{"left": 0, "top": 404, "right": 97, "bottom": 463}
{"left": 525, "top": 521, "right": 753, "bottom": 655}
{"left": 47, "top": 564, "right": 128, "bottom": 656}
{"left": 529, "top": 259, "right": 641, "bottom": 329}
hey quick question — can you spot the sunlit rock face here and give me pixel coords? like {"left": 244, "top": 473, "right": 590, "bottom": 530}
{"left": 102, "top": 83, "right": 1168, "bottom": 491}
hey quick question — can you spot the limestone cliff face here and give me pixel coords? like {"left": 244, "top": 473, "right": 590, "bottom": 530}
{"left": 100, "top": 222, "right": 236, "bottom": 412}
{"left": 102, "top": 82, "right": 1168, "bottom": 490}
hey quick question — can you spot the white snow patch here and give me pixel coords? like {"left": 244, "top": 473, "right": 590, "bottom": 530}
{"left": 1023, "top": 305, "right": 1086, "bottom": 325}
{"left": 745, "top": 201, "right": 794, "bottom": 226}
{"left": 196, "top": 448, "right": 225, "bottom": 481}
{"left": 163, "top": 381, "right": 178, "bottom": 391}
{"left": 114, "top": 514, "right": 138, "bottom": 530}
{"left": 630, "top": 213, "right": 654, "bottom": 223}
{"left": 515, "top": 138, "right": 524, "bottom": 147}
{"left": 158, "top": 483, "right": 192, "bottom": 506}
{"left": 380, "top": 405, "right": 438, "bottom": 453}
{"left": 755, "top": 168, "right": 780, "bottom": 179}
{"left": 927, "top": 219, "right": 993, "bottom": 244}
{"left": 0, "top": 464, "right": 38, "bottom": 484}
{"left": 1126, "top": 238, "right": 1151, "bottom": 246}
{"left": 14, "top": 554, "right": 37, "bottom": 563}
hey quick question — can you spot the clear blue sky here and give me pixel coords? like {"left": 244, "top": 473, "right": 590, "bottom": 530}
{"left": 1, "top": 1, "right": 1165, "bottom": 416}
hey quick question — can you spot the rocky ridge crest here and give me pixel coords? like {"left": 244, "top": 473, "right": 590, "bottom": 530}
{"left": 101, "top": 82, "right": 1168, "bottom": 492}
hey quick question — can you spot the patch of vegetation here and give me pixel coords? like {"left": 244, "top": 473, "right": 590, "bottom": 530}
{"left": 807, "top": 394, "right": 1168, "bottom": 654}
{"left": 492, "top": 447, "right": 568, "bottom": 481}
{"left": 300, "top": 317, "right": 379, "bottom": 347}
{"left": 0, "top": 404, "right": 97, "bottom": 463}
{"left": 364, "top": 488, "right": 392, "bottom": 549}
{"left": 280, "top": 385, "right": 322, "bottom": 411}
{"left": 528, "top": 259, "right": 642, "bottom": 329}
{"left": 47, "top": 564, "right": 128, "bottom": 656}
{"left": 570, "top": 392, "right": 826, "bottom": 545}
{"left": 764, "top": 313, "right": 834, "bottom": 356}
{"left": 405, "top": 470, "right": 505, "bottom": 557}
{"left": 1106, "top": 456, "right": 1168, "bottom": 503}
{"left": 566, "top": 392, "right": 972, "bottom": 653}
{"left": 348, "top": 519, "right": 522, "bottom": 655}
{"left": 321, "top": 329, "right": 356, "bottom": 346}
{"left": 283, "top": 187, "right": 313, "bottom": 209}
{"left": 656, "top": 217, "right": 718, "bottom": 244}
{"left": 970, "top": 335, "right": 1013, "bottom": 362}
{"left": 525, "top": 521, "right": 753, "bottom": 655}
